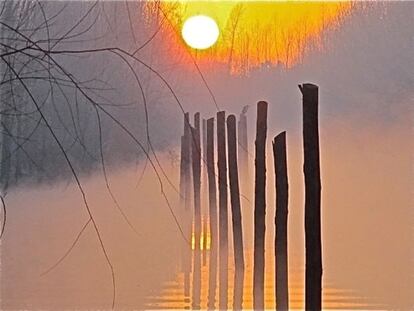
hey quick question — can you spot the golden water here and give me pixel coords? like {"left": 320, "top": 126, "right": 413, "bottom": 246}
{"left": 145, "top": 249, "right": 381, "bottom": 310}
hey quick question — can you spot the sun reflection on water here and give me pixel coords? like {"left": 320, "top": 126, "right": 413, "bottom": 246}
{"left": 145, "top": 248, "right": 380, "bottom": 310}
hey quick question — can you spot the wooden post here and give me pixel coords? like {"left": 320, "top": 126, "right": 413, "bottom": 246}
{"left": 273, "top": 132, "right": 289, "bottom": 311}
{"left": 253, "top": 101, "right": 268, "bottom": 311}
{"left": 238, "top": 106, "right": 251, "bottom": 249}
{"left": 238, "top": 106, "right": 249, "bottom": 181}
{"left": 182, "top": 113, "right": 192, "bottom": 298}
{"left": 202, "top": 118, "right": 208, "bottom": 265}
{"left": 227, "top": 115, "right": 245, "bottom": 269}
{"left": 299, "top": 83, "right": 322, "bottom": 311}
{"left": 206, "top": 118, "right": 218, "bottom": 309}
{"left": 203, "top": 119, "right": 208, "bottom": 170}
{"left": 183, "top": 112, "right": 192, "bottom": 211}
{"left": 217, "top": 111, "right": 228, "bottom": 310}
{"left": 227, "top": 114, "right": 245, "bottom": 310}
{"left": 192, "top": 113, "right": 202, "bottom": 251}
{"left": 191, "top": 113, "right": 202, "bottom": 310}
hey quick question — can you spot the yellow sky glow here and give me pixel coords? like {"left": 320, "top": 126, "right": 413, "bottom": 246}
{"left": 146, "top": 1, "right": 354, "bottom": 74}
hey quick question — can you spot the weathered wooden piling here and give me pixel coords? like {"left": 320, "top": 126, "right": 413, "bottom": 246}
{"left": 227, "top": 114, "right": 245, "bottom": 310}
{"left": 238, "top": 106, "right": 249, "bottom": 180}
{"left": 192, "top": 113, "right": 202, "bottom": 251}
{"left": 227, "top": 114, "right": 245, "bottom": 270}
{"left": 182, "top": 113, "right": 192, "bottom": 297}
{"left": 217, "top": 111, "right": 228, "bottom": 310}
{"left": 206, "top": 118, "right": 218, "bottom": 309}
{"left": 202, "top": 118, "right": 208, "bottom": 265}
{"left": 273, "top": 132, "right": 289, "bottom": 311}
{"left": 203, "top": 119, "right": 208, "bottom": 172}
{"left": 299, "top": 83, "right": 322, "bottom": 311}
{"left": 253, "top": 101, "right": 268, "bottom": 311}
{"left": 191, "top": 113, "right": 202, "bottom": 310}
{"left": 183, "top": 112, "right": 192, "bottom": 211}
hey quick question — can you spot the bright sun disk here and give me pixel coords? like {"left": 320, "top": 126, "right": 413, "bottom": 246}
{"left": 182, "top": 15, "right": 219, "bottom": 50}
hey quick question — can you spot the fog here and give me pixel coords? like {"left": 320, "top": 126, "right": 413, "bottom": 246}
{"left": 1, "top": 1, "right": 413, "bottom": 310}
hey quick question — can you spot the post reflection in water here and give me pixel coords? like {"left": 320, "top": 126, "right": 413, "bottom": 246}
{"left": 182, "top": 238, "right": 191, "bottom": 301}
{"left": 233, "top": 265, "right": 244, "bottom": 310}
{"left": 218, "top": 253, "right": 228, "bottom": 310}
{"left": 207, "top": 233, "right": 217, "bottom": 310}
{"left": 147, "top": 244, "right": 380, "bottom": 310}
{"left": 192, "top": 249, "right": 202, "bottom": 309}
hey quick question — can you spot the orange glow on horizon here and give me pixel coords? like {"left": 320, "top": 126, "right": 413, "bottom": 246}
{"left": 145, "top": 1, "right": 355, "bottom": 74}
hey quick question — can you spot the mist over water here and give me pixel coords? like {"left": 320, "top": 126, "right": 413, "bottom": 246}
{"left": 2, "top": 159, "right": 181, "bottom": 309}
{"left": 2, "top": 124, "right": 412, "bottom": 309}
{"left": 1, "top": 1, "right": 413, "bottom": 310}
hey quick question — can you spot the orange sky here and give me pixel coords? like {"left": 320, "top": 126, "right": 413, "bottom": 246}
{"left": 145, "top": 1, "right": 354, "bottom": 74}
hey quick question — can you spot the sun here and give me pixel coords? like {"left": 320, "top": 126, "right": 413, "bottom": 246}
{"left": 182, "top": 15, "right": 219, "bottom": 50}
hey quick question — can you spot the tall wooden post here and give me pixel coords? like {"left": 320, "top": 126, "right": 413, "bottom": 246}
{"left": 273, "top": 132, "right": 289, "bottom": 311}
{"left": 182, "top": 113, "right": 192, "bottom": 298}
{"left": 217, "top": 111, "right": 228, "bottom": 310}
{"left": 191, "top": 113, "right": 202, "bottom": 310}
{"left": 253, "top": 101, "right": 268, "bottom": 311}
{"left": 183, "top": 112, "right": 192, "bottom": 211}
{"left": 238, "top": 106, "right": 249, "bottom": 180}
{"left": 227, "top": 114, "right": 245, "bottom": 310}
{"left": 206, "top": 118, "right": 218, "bottom": 309}
{"left": 203, "top": 119, "right": 208, "bottom": 171}
{"left": 179, "top": 134, "right": 186, "bottom": 274}
{"left": 227, "top": 115, "right": 245, "bottom": 269}
{"left": 192, "top": 113, "right": 202, "bottom": 250}
{"left": 299, "top": 83, "right": 322, "bottom": 311}
{"left": 202, "top": 118, "right": 208, "bottom": 265}
{"left": 238, "top": 106, "right": 251, "bottom": 249}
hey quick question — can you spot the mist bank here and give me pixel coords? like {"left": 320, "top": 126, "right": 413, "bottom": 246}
{"left": 2, "top": 121, "right": 412, "bottom": 309}
{"left": 1, "top": 2, "right": 412, "bottom": 189}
